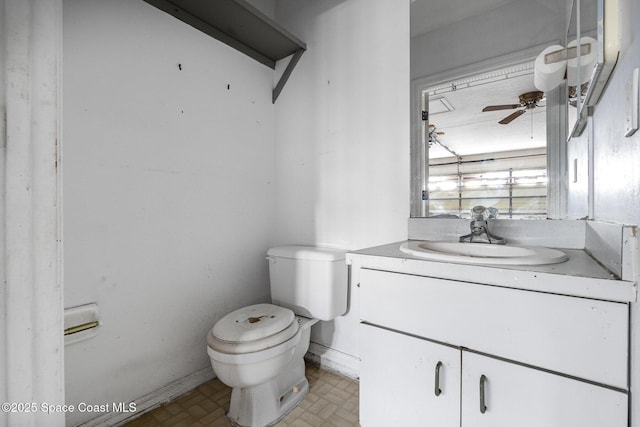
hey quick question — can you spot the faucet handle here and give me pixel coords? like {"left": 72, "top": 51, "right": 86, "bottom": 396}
{"left": 471, "top": 205, "right": 487, "bottom": 220}
{"left": 470, "top": 205, "right": 499, "bottom": 220}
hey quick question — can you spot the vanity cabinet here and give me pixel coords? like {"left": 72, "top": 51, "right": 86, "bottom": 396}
{"left": 359, "top": 268, "right": 629, "bottom": 426}
{"left": 360, "top": 323, "right": 460, "bottom": 427}
{"left": 461, "top": 351, "right": 627, "bottom": 427}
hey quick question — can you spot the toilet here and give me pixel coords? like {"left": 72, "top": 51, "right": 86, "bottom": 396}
{"left": 207, "top": 246, "right": 348, "bottom": 427}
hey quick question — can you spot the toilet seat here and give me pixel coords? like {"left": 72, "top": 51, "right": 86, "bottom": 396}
{"left": 208, "top": 303, "right": 299, "bottom": 354}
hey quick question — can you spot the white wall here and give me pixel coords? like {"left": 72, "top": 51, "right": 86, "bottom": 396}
{"left": 64, "top": 1, "right": 409, "bottom": 420}
{"left": 273, "top": 0, "right": 410, "bottom": 361}
{"left": 564, "top": 1, "right": 640, "bottom": 425}
{"left": 567, "top": 0, "right": 640, "bottom": 222}
{"left": 2, "top": 2, "right": 65, "bottom": 425}
{"left": 0, "top": 0, "right": 6, "bottom": 416}
{"left": 588, "top": 0, "right": 640, "bottom": 224}
{"left": 63, "top": 1, "right": 276, "bottom": 424}
{"left": 411, "top": 0, "right": 565, "bottom": 79}
{"left": 566, "top": 121, "right": 590, "bottom": 219}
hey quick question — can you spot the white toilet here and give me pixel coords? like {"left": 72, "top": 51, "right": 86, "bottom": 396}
{"left": 207, "top": 246, "right": 348, "bottom": 427}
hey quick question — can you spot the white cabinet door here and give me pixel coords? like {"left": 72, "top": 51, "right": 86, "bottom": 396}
{"left": 461, "top": 351, "right": 628, "bottom": 427}
{"left": 360, "top": 323, "right": 460, "bottom": 427}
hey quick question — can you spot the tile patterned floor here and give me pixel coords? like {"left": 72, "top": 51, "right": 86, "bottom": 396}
{"left": 124, "top": 362, "right": 359, "bottom": 427}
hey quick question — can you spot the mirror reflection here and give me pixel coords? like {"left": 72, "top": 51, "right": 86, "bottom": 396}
{"left": 567, "top": 0, "right": 598, "bottom": 136}
{"left": 410, "top": 0, "right": 568, "bottom": 220}
{"left": 422, "top": 66, "right": 547, "bottom": 219}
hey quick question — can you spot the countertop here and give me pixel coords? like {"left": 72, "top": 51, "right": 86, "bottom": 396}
{"left": 347, "top": 240, "right": 637, "bottom": 303}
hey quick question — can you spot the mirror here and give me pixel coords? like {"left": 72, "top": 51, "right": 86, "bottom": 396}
{"left": 566, "top": 0, "right": 619, "bottom": 138}
{"left": 418, "top": 64, "right": 548, "bottom": 219}
{"left": 410, "top": 0, "right": 580, "bottom": 220}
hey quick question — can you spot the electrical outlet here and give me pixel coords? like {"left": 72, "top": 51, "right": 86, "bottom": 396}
{"left": 624, "top": 67, "right": 639, "bottom": 137}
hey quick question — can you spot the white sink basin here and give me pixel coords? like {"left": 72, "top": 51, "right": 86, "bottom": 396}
{"left": 399, "top": 241, "right": 568, "bottom": 266}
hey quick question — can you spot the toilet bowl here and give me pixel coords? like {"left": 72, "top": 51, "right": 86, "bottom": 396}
{"left": 206, "top": 246, "right": 348, "bottom": 427}
{"left": 207, "top": 304, "right": 318, "bottom": 426}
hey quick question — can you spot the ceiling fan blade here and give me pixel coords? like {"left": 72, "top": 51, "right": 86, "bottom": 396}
{"left": 482, "top": 104, "right": 521, "bottom": 112}
{"left": 498, "top": 109, "right": 526, "bottom": 125}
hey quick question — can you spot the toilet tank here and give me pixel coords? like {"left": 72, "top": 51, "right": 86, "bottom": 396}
{"left": 267, "top": 246, "right": 348, "bottom": 321}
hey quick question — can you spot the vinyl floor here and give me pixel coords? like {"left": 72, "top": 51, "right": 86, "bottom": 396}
{"left": 124, "top": 362, "right": 359, "bottom": 427}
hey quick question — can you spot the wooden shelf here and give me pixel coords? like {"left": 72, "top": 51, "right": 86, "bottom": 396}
{"left": 144, "top": 0, "right": 306, "bottom": 102}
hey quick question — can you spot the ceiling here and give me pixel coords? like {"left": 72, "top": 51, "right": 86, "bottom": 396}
{"left": 410, "top": 0, "right": 565, "bottom": 37}
{"left": 411, "top": 0, "right": 551, "bottom": 159}
{"left": 410, "top": 0, "right": 515, "bottom": 37}
{"left": 426, "top": 69, "right": 546, "bottom": 159}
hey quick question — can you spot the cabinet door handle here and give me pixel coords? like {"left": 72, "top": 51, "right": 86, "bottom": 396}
{"left": 479, "top": 374, "right": 488, "bottom": 414}
{"left": 434, "top": 361, "right": 443, "bottom": 396}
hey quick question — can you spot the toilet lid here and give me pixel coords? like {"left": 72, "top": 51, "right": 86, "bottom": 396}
{"left": 208, "top": 304, "right": 299, "bottom": 354}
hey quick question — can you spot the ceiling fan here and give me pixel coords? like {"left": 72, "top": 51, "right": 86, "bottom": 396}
{"left": 427, "top": 124, "right": 445, "bottom": 143}
{"left": 427, "top": 124, "right": 458, "bottom": 157}
{"left": 482, "top": 91, "right": 544, "bottom": 125}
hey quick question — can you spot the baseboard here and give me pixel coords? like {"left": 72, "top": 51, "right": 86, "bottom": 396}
{"left": 306, "top": 342, "right": 360, "bottom": 380}
{"left": 78, "top": 367, "right": 215, "bottom": 427}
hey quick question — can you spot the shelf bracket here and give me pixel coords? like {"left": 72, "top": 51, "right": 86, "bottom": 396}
{"left": 143, "top": 0, "right": 307, "bottom": 104}
{"left": 273, "top": 48, "right": 305, "bottom": 104}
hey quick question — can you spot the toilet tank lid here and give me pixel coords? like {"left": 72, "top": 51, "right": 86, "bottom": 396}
{"left": 267, "top": 246, "right": 345, "bottom": 261}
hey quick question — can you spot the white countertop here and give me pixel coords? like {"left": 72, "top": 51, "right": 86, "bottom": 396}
{"left": 347, "top": 241, "right": 637, "bottom": 303}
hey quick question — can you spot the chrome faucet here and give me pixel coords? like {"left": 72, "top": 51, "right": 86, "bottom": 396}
{"left": 459, "top": 206, "right": 506, "bottom": 244}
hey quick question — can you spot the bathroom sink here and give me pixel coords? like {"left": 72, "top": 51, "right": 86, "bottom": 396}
{"left": 399, "top": 241, "right": 568, "bottom": 266}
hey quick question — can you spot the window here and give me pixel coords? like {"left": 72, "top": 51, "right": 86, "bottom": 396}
{"left": 428, "top": 149, "right": 547, "bottom": 219}
{"left": 412, "top": 61, "right": 552, "bottom": 219}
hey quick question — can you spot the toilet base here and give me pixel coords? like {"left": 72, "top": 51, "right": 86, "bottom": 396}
{"left": 226, "top": 357, "right": 309, "bottom": 427}
{"left": 211, "top": 316, "right": 318, "bottom": 427}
